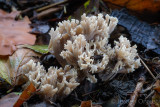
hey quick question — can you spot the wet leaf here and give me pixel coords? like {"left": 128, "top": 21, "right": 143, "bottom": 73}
{"left": 0, "top": 9, "right": 36, "bottom": 56}
{"left": 0, "top": 92, "right": 20, "bottom": 107}
{"left": 18, "top": 45, "right": 48, "bottom": 54}
{"left": 13, "top": 82, "right": 36, "bottom": 107}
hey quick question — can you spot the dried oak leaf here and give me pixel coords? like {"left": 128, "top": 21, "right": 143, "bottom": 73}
{"left": 0, "top": 9, "right": 36, "bottom": 56}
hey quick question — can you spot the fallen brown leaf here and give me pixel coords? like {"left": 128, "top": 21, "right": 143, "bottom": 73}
{"left": 103, "top": 0, "right": 160, "bottom": 13}
{"left": 0, "top": 93, "right": 20, "bottom": 107}
{"left": 103, "top": 0, "right": 160, "bottom": 22}
{"left": 13, "top": 82, "right": 36, "bottom": 107}
{"left": 0, "top": 9, "right": 36, "bottom": 56}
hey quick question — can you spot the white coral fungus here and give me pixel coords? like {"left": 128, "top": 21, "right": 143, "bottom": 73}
{"left": 20, "top": 13, "right": 141, "bottom": 101}
{"left": 20, "top": 60, "right": 79, "bottom": 100}
{"left": 49, "top": 13, "right": 141, "bottom": 83}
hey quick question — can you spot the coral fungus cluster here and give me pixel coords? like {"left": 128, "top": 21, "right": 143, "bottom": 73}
{"left": 20, "top": 13, "right": 141, "bottom": 101}
{"left": 20, "top": 60, "right": 79, "bottom": 100}
{"left": 48, "top": 13, "right": 141, "bottom": 83}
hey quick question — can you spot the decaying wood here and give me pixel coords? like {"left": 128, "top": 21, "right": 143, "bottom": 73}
{"left": 111, "top": 9, "right": 160, "bottom": 54}
{"left": 128, "top": 77, "right": 145, "bottom": 107}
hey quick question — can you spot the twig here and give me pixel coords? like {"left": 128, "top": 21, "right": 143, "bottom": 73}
{"left": 139, "top": 55, "right": 156, "bottom": 80}
{"left": 30, "top": 7, "right": 63, "bottom": 20}
{"left": 142, "top": 85, "right": 153, "bottom": 93}
{"left": 128, "top": 77, "right": 145, "bottom": 107}
{"left": 82, "top": 90, "right": 98, "bottom": 96}
{"left": 20, "top": 3, "right": 47, "bottom": 14}
{"left": 36, "top": 0, "right": 68, "bottom": 12}
{"left": 145, "top": 90, "right": 155, "bottom": 100}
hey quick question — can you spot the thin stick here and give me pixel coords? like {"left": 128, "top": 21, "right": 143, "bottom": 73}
{"left": 128, "top": 77, "right": 145, "bottom": 107}
{"left": 20, "top": 3, "right": 47, "bottom": 14}
{"left": 82, "top": 90, "right": 98, "bottom": 96}
{"left": 31, "top": 7, "right": 62, "bottom": 20}
{"left": 36, "top": 0, "right": 68, "bottom": 12}
{"left": 145, "top": 90, "right": 155, "bottom": 100}
{"left": 139, "top": 55, "right": 156, "bottom": 80}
